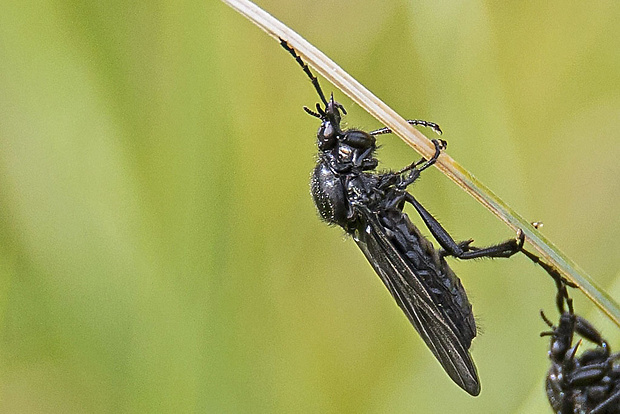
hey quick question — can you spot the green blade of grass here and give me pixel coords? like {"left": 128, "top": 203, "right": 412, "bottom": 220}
{"left": 221, "top": 0, "right": 620, "bottom": 327}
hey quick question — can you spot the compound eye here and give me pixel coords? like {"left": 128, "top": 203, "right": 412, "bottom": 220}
{"left": 317, "top": 121, "right": 337, "bottom": 150}
{"left": 550, "top": 341, "right": 564, "bottom": 358}
{"left": 322, "top": 122, "right": 335, "bottom": 139}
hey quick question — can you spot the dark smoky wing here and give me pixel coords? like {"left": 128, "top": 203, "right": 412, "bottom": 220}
{"left": 353, "top": 207, "right": 480, "bottom": 396}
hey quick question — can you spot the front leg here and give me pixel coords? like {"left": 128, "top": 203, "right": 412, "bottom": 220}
{"left": 376, "top": 139, "right": 447, "bottom": 192}
{"left": 350, "top": 147, "right": 378, "bottom": 170}
{"left": 369, "top": 119, "right": 443, "bottom": 136}
{"left": 397, "top": 139, "right": 447, "bottom": 189}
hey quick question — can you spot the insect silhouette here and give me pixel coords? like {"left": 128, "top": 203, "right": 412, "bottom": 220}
{"left": 280, "top": 39, "right": 525, "bottom": 395}
{"left": 540, "top": 281, "right": 620, "bottom": 413}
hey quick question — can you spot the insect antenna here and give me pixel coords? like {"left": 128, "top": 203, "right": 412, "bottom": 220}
{"left": 303, "top": 106, "right": 322, "bottom": 119}
{"left": 280, "top": 39, "right": 329, "bottom": 109}
{"left": 540, "top": 310, "right": 555, "bottom": 330}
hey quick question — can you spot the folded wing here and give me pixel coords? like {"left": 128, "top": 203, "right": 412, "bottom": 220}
{"left": 354, "top": 206, "right": 480, "bottom": 396}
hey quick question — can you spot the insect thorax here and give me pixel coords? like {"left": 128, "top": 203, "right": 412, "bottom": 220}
{"left": 311, "top": 160, "right": 349, "bottom": 226}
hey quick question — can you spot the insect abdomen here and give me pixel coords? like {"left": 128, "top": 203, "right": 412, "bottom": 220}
{"left": 381, "top": 209, "right": 477, "bottom": 347}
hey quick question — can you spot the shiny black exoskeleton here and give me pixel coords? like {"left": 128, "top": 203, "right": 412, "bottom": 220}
{"left": 281, "top": 39, "right": 525, "bottom": 396}
{"left": 541, "top": 284, "right": 620, "bottom": 413}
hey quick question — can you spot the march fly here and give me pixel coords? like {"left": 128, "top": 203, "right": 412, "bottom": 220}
{"left": 540, "top": 281, "right": 620, "bottom": 413}
{"left": 281, "top": 39, "right": 525, "bottom": 396}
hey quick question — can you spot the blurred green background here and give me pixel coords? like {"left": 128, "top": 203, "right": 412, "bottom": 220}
{"left": 0, "top": 0, "right": 619, "bottom": 413}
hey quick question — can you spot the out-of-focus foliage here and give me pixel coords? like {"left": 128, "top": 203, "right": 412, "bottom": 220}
{"left": 0, "top": 1, "right": 618, "bottom": 413}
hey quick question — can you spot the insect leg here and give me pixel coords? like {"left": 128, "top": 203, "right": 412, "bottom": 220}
{"left": 520, "top": 248, "right": 579, "bottom": 314}
{"left": 389, "top": 139, "right": 447, "bottom": 190}
{"left": 570, "top": 362, "right": 611, "bottom": 385}
{"left": 400, "top": 139, "right": 446, "bottom": 173}
{"left": 280, "top": 39, "right": 329, "bottom": 108}
{"left": 590, "top": 390, "right": 620, "bottom": 414}
{"left": 370, "top": 120, "right": 443, "bottom": 136}
{"left": 403, "top": 192, "right": 524, "bottom": 259}
{"left": 521, "top": 249, "right": 578, "bottom": 288}
{"left": 523, "top": 251, "right": 611, "bottom": 355}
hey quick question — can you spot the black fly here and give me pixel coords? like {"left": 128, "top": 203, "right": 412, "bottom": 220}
{"left": 540, "top": 282, "right": 620, "bottom": 414}
{"left": 281, "top": 39, "right": 525, "bottom": 395}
